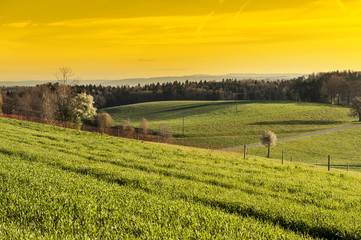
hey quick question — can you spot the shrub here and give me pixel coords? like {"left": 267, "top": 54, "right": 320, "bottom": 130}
{"left": 159, "top": 123, "right": 172, "bottom": 143}
{"left": 95, "top": 112, "right": 114, "bottom": 128}
{"left": 139, "top": 117, "right": 149, "bottom": 134}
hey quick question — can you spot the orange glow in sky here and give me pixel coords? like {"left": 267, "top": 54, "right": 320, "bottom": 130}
{"left": 1, "top": 0, "right": 361, "bottom": 80}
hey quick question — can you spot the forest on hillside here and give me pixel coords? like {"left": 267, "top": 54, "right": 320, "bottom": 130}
{"left": 1, "top": 71, "right": 361, "bottom": 118}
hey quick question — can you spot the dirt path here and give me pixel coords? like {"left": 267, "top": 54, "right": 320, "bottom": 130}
{"left": 221, "top": 124, "right": 361, "bottom": 152}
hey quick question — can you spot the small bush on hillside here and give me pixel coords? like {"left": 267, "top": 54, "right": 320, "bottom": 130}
{"left": 139, "top": 117, "right": 149, "bottom": 134}
{"left": 159, "top": 123, "right": 172, "bottom": 143}
{"left": 122, "top": 119, "right": 135, "bottom": 133}
{"left": 260, "top": 131, "right": 277, "bottom": 158}
{"left": 95, "top": 112, "right": 114, "bottom": 128}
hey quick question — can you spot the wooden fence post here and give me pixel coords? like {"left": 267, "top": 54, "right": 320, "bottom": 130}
{"left": 291, "top": 156, "right": 293, "bottom": 162}
{"left": 244, "top": 144, "right": 246, "bottom": 159}
{"left": 328, "top": 155, "right": 331, "bottom": 171}
{"left": 282, "top": 150, "right": 284, "bottom": 165}
{"left": 182, "top": 115, "right": 185, "bottom": 136}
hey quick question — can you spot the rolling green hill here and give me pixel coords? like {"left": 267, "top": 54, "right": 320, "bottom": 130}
{"left": 1, "top": 117, "right": 361, "bottom": 239}
{"left": 103, "top": 100, "right": 356, "bottom": 148}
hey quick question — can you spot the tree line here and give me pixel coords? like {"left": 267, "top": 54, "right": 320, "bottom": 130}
{"left": 2, "top": 70, "right": 361, "bottom": 117}
{"left": 74, "top": 70, "right": 361, "bottom": 109}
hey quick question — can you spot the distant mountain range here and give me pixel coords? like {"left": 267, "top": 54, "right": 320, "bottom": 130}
{"left": 0, "top": 73, "right": 305, "bottom": 87}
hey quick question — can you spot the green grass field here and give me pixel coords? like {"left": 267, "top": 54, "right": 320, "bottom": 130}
{"left": 103, "top": 101, "right": 356, "bottom": 148}
{"left": 1, "top": 117, "right": 361, "bottom": 239}
{"left": 246, "top": 125, "right": 361, "bottom": 172}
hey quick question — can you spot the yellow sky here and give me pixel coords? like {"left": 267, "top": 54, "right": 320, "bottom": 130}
{"left": 1, "top": 0, "right": 361, "bottom": 80}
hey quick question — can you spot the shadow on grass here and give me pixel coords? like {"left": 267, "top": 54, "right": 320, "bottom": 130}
{"left": 250, "top": 120, "right": 343, "bottom": 125}
{"left": 158, "top": 101, "right": 236, "bottom": 113}
{"left": 157, "top": 100, "right": 299, "bottom": 114}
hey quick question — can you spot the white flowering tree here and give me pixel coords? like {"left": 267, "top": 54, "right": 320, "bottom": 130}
{"left": 72, "top": 93, "right": 97, "bottom": 123}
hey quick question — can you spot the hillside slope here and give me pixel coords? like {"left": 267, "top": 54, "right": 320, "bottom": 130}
{"left": 103, "top": 100, "right": 355, "bottom": 148}
{"left": 1, "top": 118, "right": 361, "bottom": 239}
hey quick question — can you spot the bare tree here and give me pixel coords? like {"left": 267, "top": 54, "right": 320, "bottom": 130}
{"left": 139, "top": 117, "right": 149, "bottom": 134}
{"left": 159, "top": 123, "right": 172, "bottom": 143}
{"left": 10, "top": 85, "right": 49, "bottom": 117}
{"left": 260, "top": 131, "right": 277, "bottom": 158}
{"left": 122, "top": 119, "right": 135, "bottom": 132}
{"left": 54, "top": 84, "right": 73, "bottom": 122}
{"left": 54, "top": 67, "right": 78, "bottom": 85}
{"left": 53, "top": 67, "right": 78, "bottom": 122}
{"left": 350, "top": 97, "right": 361, "bottom": 121}
{"left": 37, "top": 85, "right": 57, "bottom": 121}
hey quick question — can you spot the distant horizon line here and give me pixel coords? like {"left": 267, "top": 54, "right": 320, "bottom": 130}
{"left": 0, "top": 72, "right": 309, "bottom": 83}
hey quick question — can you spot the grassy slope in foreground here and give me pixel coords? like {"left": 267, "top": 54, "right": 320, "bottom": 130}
{"left": 1, "top": 118, "right": 361, "bottom": 239}
{"left": 247, "top": 125, "right": 361, "bottom": 172}
{"left": 102, "top": 100, "right": 355, "bottom": 148}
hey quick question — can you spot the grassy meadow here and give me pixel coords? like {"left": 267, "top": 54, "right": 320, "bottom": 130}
{"left": 1, "top": 117, "right": 361, "bottom": 238}
{"left": 246, "top": 125, "right": 361, "bottom": 172}
{"left": 102, "top": 100, "right": 356, "bottom": 148}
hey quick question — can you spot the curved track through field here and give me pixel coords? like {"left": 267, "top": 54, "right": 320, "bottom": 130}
{"left": 221, "top": 124, "right": 361, "bottom": 152}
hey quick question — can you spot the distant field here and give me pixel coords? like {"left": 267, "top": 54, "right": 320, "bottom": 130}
{"left": 246, "top": 125, "right": 361, "bottom": 172}
{"left": 2, "top": 117, "right": 361, "bottom": 238}
{"left": 103, "top": 100, "right": 356, "bottom": 148}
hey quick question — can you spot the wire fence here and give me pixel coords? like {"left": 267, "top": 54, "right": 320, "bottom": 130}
{"left": 284, "top": 152, "right": 358, "bottom": 172}
{"left": 243, "top": 146, "right": 358, "bottom": 172}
